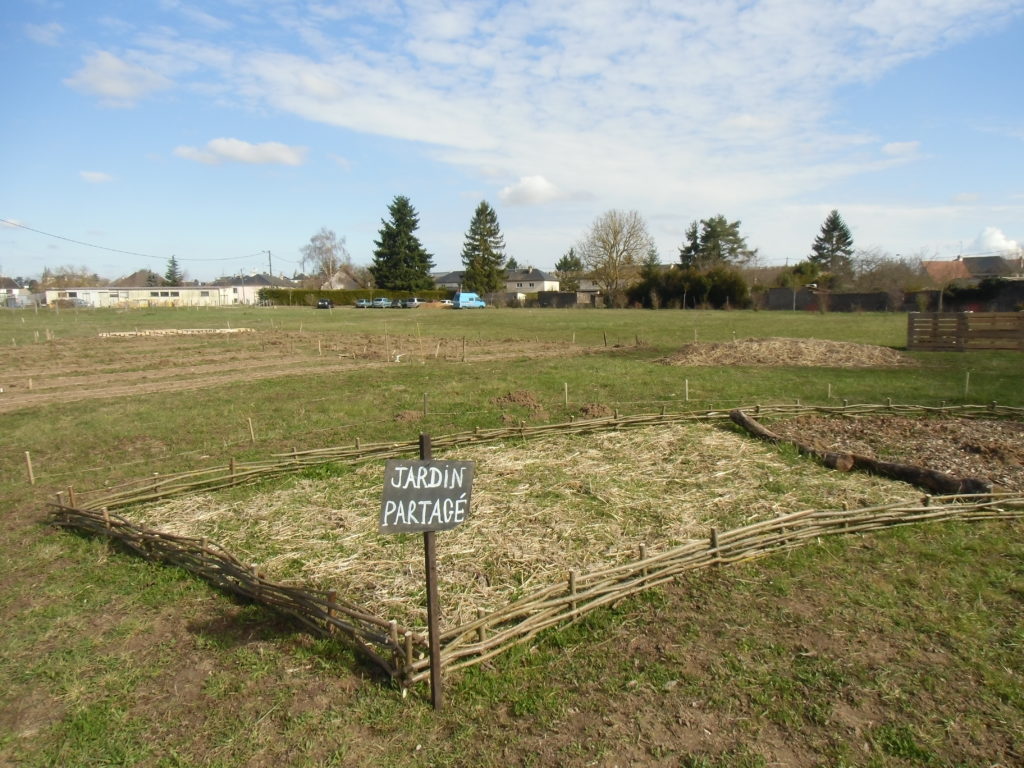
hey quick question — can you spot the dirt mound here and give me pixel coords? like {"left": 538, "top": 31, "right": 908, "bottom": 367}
{"left": 492, "top": 390, "right": 544, "bottom": 411}
{"left": 660, "top": 337, "right": 915, "bottom": 368}
{"left": 579, "top": 403, "right": 614, "bottom": 418}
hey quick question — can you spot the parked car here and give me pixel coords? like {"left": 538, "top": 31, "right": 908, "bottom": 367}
{"left": 440, "top": 299, "right": 453, "bottom": 306}
{"left": 354, "top": 299, "right": 372, "bottom": 308}
{"left": 316, "top": 299, "right": 334, "bottom": 309}
{"left": 371, "top": 297, "right": 393, "bottom": 308}
{"left": 453, "top": 291, "right": 486, "bottom": 308}
{"left": 401, "top": 297, "right": 424, "bottom": 308}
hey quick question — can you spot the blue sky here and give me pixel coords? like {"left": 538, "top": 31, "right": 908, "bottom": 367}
{"left": 2, "top": 0, "right": 1022, "bottom": 283}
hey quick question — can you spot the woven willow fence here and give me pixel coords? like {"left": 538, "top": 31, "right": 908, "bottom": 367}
{"left": 49, "top": 402, "right": 1024, "bottom": 689}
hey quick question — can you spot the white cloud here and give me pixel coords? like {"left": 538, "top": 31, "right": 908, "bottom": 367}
{"left": 80, "top": 171, "right": 113, "bottom": 183}
{"left": 951, "top": 192, "right": 979, "bottom": 203}
{"left": 158, "top": 0, "right": 232, "bottom": 31}
{"left": 64, "top": 51, "right": 173, "bottom": 107}
{"left": 972, "top": 226, "right": 1020, "bottom": 254}
{"left": 499, "top": 176, "right": 562, "bottom": 206}
{"left": 881, "top": 141, "right": 921, "bottom": 157}
{"left": 173, "top": 138, "right": 308, "bottom": 166}
{"left": 53, "top": 1, "right": 1023, "bottom": 268}
{"left": 25, "top": 22, "right": 64, "bottom": 46}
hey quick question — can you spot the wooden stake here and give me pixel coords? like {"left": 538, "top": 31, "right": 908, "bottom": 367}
{"left": 248, "top": 417, "right": 256, "bottom": 444}
{"left": 420, "top": 434, "right": 443, "bottom": 710}
{"left": 684, "top": 379, "right": 689, "bottom": 401}
{"left": 964, "top": 371, "right": 970, "bottom": 398}
{"left": 564, "top": 382, "right": 568, "bottom": 406}
{"left": 24, "top": 451, "right": 34, "bottom": 485}
{"left": 327, "top": 590, "right": 338, "bottom": 633}
{"left": 603, "top": 330, "right": 608, "bottom": 346}
{"left": 568, "top": 571, "right": 577, "bottom": 615}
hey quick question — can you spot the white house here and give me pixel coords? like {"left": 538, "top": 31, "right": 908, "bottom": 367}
{"left": 432, "top": 268, "right": 560, "bottom": 293}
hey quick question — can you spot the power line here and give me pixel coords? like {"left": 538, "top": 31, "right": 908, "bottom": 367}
{"left": 0, "top": 218, "right": 260, "bottom": 263}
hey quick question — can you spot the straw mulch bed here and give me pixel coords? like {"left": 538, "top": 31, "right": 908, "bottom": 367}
{"left": 660, "top": 337, "right": 915, "bottom": 368}
{"left": 769, "top": 415, "right": 1024, "bottom": 492}
{"left": 129, "top": 422, "right": 910, "bottom": 633}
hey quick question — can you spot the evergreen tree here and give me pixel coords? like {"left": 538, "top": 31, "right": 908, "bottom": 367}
{"left": 809, "top": 209, "right": 854, "bottom": 282}
{"left": 369, "top": 196, "right": 435, "bottom": 291}
{"left": 461, "top": 201, "right": 506, "bottom": 294}
{"left": 554, "top": 247, "right": 583, "bottom": 292}
{"left": 679, "top": 215, "right": 757, "bottom": 269}
{"left": 164, "top": 255, "right": 183, "bottom": 286}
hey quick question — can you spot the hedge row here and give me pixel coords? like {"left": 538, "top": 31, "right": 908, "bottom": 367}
{"left": 257, "top": 288, "right": 453, "bottom": 306}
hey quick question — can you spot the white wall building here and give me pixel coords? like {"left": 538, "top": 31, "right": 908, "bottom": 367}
{"left": 43, "top": 284, "right": 267, "bottom": 308}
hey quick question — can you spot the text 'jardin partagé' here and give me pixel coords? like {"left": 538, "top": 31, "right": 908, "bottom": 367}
{"left": 379, "top": 460, "right": 475, "bottom": 534}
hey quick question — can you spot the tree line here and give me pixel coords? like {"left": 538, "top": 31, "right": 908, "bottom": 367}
{"left": 18, "top": 199, "right": 935, "bottom": 305}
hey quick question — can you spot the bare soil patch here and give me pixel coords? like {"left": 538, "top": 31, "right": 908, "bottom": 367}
{"left": 660, "top": 337, "right": 915, "bottom": 368}
{"left": 0, "top": 331, "right": 592, "bottom": 413}
{"left": 769, "top": 415, "right": 1024, "bottom": 492}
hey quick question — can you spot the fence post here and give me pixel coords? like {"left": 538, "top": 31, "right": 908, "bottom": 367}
{"left": 24, "top": 451, "right": 35, "bottom": 485}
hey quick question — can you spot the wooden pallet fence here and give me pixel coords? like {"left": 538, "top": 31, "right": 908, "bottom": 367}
{"left": 908, "top": 312, "right": 1024, "bottom": 351}
{"left": 76, "top": 403, "right": 1024, "bottom": 512}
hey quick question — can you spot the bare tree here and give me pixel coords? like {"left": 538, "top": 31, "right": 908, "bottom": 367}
{"left": 577, "top": 210, "right": 654, "bottom": 307}
{"left": 300, "top": 227, "right": 351, "bottom": 281}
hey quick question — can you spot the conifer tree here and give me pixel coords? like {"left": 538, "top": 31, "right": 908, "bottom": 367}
{"left": 164, "top": 255, "right": 183, "bottom": 286}
{"left": 460, "top": 201, "right": 506, "bottom": 294}
{"left": 809, "top": 209, "right": 854, "bottom": 278}
{"left": 369, "top": 196, "right": 435, "bottom": 291}
{"left": 554, "top": 247, "right": 583, "bottom": 292}
{"left": 678, "top": 215, "right": 756, "bottom": 269}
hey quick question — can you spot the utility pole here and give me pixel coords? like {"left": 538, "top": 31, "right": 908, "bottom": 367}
{"left": 266, "top": 250, "right": 273, "bottom": 277}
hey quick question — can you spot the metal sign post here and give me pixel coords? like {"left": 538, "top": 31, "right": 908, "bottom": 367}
{"left": 379, "top": 433, "right": 474, "bottom": 710}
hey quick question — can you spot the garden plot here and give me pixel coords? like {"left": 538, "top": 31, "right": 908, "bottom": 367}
{"left": 128, "top": 422, "right": 909, "bottom": 632}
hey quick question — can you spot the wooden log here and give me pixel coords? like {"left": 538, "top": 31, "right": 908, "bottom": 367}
{"left": 728, "top": 409, "right": 990, "bottom": 495}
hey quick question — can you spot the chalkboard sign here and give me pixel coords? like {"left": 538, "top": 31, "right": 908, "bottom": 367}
{"left": 379, "top": 460, "right": 475, "bottom": 534}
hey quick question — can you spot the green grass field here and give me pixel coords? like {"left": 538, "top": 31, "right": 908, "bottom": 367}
{"left": 1, "top": 306, "right": 1021, "bottom": 767}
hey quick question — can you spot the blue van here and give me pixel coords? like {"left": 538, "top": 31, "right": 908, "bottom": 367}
{"left": 453, "top": 292, "right": 486, "bottom": 308}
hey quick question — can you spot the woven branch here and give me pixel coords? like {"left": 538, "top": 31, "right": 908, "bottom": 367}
{"left": 76, "top": 403, "right": 1022, "bottom": 511}
{"left": 50, "top": 493, "right": 1024, "bottom": 688}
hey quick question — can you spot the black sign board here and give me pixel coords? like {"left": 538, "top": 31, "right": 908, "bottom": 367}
{"left": 379, "top": 460, "right": 474, "bottom": 534}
